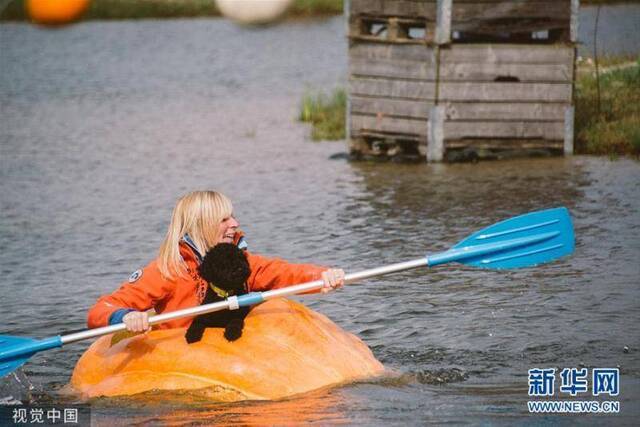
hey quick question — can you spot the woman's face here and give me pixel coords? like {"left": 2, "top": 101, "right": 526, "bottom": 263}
{"left": 217, "top": 215, "right": 239, "bottom": 244}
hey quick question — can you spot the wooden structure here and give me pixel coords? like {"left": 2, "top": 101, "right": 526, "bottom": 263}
{"left": 347, "top": 0, "right": 579, "bottom": 162}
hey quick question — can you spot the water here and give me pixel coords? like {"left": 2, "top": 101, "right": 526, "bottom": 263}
{"left": 579, "top": 4, "right": 640, "bottom": 57}
{"left": 1, "top": 15, "right": 639, "bottom": 425}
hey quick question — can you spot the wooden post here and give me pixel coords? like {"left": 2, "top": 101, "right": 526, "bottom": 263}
{"left": 344, "top": 0, "right": 350, "bottom": 41}
{"left": 564, "top": 106, "right": 574, "bottom": 155}
{"left": 345, "top": 0, "right": 351, "bottom": 142}
{"left": 428, "top": 106, "right": 445, "bottom": 162}
{"left": 570, "top": 0, "right": 580, "bottom": 43}
{"left": 388, "top": 18, "right": 400, "bottom": 41}
{"left": 436, "top": 0, "right": 452, "bottom": 45}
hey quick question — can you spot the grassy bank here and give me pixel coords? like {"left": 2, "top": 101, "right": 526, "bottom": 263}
{"left": 0, "top": 0, "right": 343, "bottom": 21}
{"left": 575, "top": 57, "right": 640, "bottom": 156}
{"left": 299, "top": 88, "right": 346, "bottom": 141}
{"left": 290, "top": 0, "right": 342, "bottom": 17}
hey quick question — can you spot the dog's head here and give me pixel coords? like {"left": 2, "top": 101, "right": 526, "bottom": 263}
{"left": 198, "top": 243, "right": 251, "bottom": 295}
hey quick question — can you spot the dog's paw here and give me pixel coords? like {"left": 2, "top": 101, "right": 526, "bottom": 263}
{"left": 185, "top": 326, "right": 204, "bottom": 344}
{"left": 224, "top": 319, "right": 244, "bottom": 342}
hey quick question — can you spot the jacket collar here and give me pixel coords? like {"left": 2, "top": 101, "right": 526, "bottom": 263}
{"left": 181, "top": 234, "right": 203, "bottom": 263}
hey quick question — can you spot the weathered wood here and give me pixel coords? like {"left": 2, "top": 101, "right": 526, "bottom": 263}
{"left": 394, "top": 18, "right": 430, "bottom": 42}
{"left": 443, "top": 120, "right": 565, "bottom": 140}
{"left": 345, "top": 0, "right": 351, "bottom": 141}
{"left": 350, "top": 1, "right": 573, "bottom": 42}
{"left": 356, "top": 35, "right": 435, "bottom": 45}
{"left": 349, "top": 135, "right": 424, "bottom": 159}
{"left": 349, "top": 16, "right": 369, "bottom": 38}
{"left": 345, "top": 0, "right": 351, "bottom": 34}
{"left": 350, "top": 0, "right": 570, "bottom": 21}
{"left": 346, "top": 1, "right": 576, "bottom": 161}
{"left": 388, "top": 17, "right": 402, "bottom": 40}
{"left": 436, "top": 0, "right": 452, "bottom": 44}
{"left": 570, "top": 0, "right": 579, "bottom": 43}
{"left": 350, "top": 77, "right": 437, "bottom": 100}
{"left": 349, "top": 16, "right": 433, "bottom": 44}
{"left": 351, "top": 114, "right": 429, "bottom": 136}
{"left": 449, "top": 1, "right": 570, "bottom": 35}
{"left": 350, "top": 130, "right": 423, "bottom": 142}
{"left": 447, "top": 0, "right": 570, "bottom": 2}
{"left": 349, "top": 136, "right": 371, "bottom": 155}
{"left": 444, "top": 102, "right": 567, "bottom": 121}
{"left": 445, "top": 138, "right": 564, "bottom": 150}
{"left": 351, "top": 96, "right": 433, "bottom": 119}
{"left": 350, "top": 56, "right": 437, "bottom": 80}
{"left": 439, "top": 62, "right": 572, "bottom": 82}
{"left": 350, "top": 43, "right": 436, "bottom": 62}
{"left": 350, "top": 34, "right": 431, "bottom": 45}
{"left": 564, "top": 105, "right": 574, "bottom": 154}
{"left": 428, "top": 105, "right": 445, "bottom": 161}
{"left": 439, "top": 82, "right": 572, "bottom": 102}
{"left": 351, "top": 0, "right": 437, "bottom": 19}
{"left": 345, "top": 0, "right": 352, "bottom": 145}
{"left": 440, "top": 45, "right": 574, "bottom": 64}
{"left": 451, "top": 2, "right": 570, "bottom": 22}
{"left": 452, "top": 20, "right": 569, "bottom": 36}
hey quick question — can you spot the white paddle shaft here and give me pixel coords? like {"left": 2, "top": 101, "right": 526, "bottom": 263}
{"left": 60, "top": 257, "right": 428, "bottom": 345}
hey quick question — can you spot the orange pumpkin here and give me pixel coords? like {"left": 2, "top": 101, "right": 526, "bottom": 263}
{"left": 71, "top": 299, "right": 385, "bottom": 400}
{"left": 27, "top": 0, "right": 90, "bottom": 26}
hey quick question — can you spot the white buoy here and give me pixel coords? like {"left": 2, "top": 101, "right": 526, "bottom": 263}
{"left": 215, "top": 0, "right": 293, "bottom": 25}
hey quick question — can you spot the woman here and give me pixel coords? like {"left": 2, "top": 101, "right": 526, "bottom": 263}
{"left": 87, "top": 191, "right": 345, "bottom": 332}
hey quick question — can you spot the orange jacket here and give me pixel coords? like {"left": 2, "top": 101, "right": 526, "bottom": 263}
{"left": 87, "top": 239, "right": 325, "bottom": 330}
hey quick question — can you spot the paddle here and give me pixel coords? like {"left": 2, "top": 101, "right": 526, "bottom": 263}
{"left": 0, "top": 207, "right": 574, "bottom": 377}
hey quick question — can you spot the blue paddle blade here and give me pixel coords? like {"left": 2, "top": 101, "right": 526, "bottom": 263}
{"left": 428, "top": 207, "right": 574, "bottom": 269}
{"left": 0, "top": 335, "right": 63, "bottom": 377}
{"left": 0, "top": 336, "right": 37, "bottom": 377}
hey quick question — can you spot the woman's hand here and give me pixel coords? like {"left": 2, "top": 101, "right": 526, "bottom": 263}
{"left": 122, "top": 311, "right": 150, "bottom": 333}
{"left": 321, "top": 268, "right": 345, "bottom": 293}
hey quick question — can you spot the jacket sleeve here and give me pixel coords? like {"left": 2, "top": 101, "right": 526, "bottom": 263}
{"left": 245, "top": 252, "right": 326, "bottom": 293}
{"left": 87, "top": 261, "right": 173, "bottom": 328}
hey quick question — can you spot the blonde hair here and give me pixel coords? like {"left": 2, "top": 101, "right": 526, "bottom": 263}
{"left": 158, "top": 191, "right": 233, "bottom": 279}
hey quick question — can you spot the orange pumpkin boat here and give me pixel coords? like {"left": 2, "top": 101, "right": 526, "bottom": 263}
{"left": 70, "top": 299, "right": 384, "bottom": 400}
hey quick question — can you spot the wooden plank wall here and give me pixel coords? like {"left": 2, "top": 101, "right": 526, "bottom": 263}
{"left": 450, "top": 0, "right": 572, "bottom": 39}
{"left": 351, "top": 0, "right": 436, "bottom": 17}
{"left": 439, "top": 44, "right": 574, "bottom": 146}
{"left": 349, "top": 43, "right": 435, "bottom": 139}
{"left": 350, "top": 0, "right": 437, "bottom": 44}
{"left": 349, "top": 0, "right": 573, "bottom": 43}
{"left": 347, "top": 0, "right": 576, "bottom": 160}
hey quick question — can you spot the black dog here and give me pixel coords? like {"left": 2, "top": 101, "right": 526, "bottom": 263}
{"left": 185, "top": 243, "right": 251, "bottom": 344}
